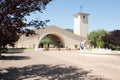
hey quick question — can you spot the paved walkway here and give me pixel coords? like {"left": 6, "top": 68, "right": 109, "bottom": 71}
{"left": 44, "top": 51, "right": 120, "bottom": 80}
{"left": 0, "top": 50, "right": 120, "bottom": 80}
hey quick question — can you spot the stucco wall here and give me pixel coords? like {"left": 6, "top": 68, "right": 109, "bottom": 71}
{"left": 15, "top": 26, "right": 86, "bottom": 49}
{"left": 74, "top": 13, "right": 89, "bottom": 38}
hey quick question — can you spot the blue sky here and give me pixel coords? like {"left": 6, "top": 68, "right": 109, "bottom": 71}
{"left": 29, "top": 0, "right": 120, "bottom": 32}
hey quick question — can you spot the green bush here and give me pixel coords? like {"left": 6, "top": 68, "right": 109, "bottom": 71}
{"left": 1, "top": 48, "right": 8, "bottom": 53}
{"left": 111, "top": 46, "right": 120, "bottom": 51}
{"left": 74, "top": 44, "right": 78, "bottom": 49}
{"left": 0, "top": 56, "right": 5, "bottom": 60}
{"left": 96, "top": 41, "right": 106, "bottom": 48}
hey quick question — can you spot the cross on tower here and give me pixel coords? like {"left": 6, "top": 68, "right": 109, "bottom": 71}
{"left": 80, "top": 6, "right": 82, "bottom": 12}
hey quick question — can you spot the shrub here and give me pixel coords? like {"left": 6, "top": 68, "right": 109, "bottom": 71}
{"left": 74, "top": 44, "right": 78, "bottom": 49}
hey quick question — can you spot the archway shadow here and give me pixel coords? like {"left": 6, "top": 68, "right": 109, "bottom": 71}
{"left": 0, "top": 64, "right": 111, "bottom": 80}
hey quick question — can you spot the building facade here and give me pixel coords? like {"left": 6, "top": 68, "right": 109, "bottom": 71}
{"left": 15, "top": 12, "right": 89, "bottom": 49}
{"left": 74, "top": 13, "right": 89, "bottom": 38}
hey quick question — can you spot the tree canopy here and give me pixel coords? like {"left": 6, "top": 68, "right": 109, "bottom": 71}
{"left": 40, "top": 36, "right": 53, "bottom": 44}
{"left": 102, "top": 30, "right": 120, "bottom": 50}
{"left": 0, "top": 0, "right": 52, "bottom": 54}
{"left": 87, "top": 29, "right": 107, "bottom": 48}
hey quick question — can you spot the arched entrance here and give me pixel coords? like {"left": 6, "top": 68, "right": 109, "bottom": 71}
{"left": 39, "top": 34, "right": 65, "bottom": 48}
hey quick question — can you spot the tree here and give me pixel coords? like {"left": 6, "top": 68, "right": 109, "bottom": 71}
{"left": 65, "top": 29, "right": 73, "bottom": 33}
{"left": 40, "top": 36, "right": 54, "bottom": 50}
{"left": 102, "top": 30, "right": 120, "bottom": 50}
{"left": 40, "top": 36, "right": 53, "bottom": 45}
{"left": 0, "top": 0, "right": 52, "bottom": 56}
{"left": 88, "top": 29, "right": 107, "bottom": 48}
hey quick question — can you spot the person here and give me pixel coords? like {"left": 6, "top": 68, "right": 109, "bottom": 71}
{"left": 80, "top": 40, "right": 86, "bottom": 50}
{"left": 80, "top": 43, "right": 83, "bottom": 50}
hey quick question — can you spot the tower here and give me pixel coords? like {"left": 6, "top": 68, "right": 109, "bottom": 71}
{"left": 74, "top": 12, "right": 89, "bottom": 38}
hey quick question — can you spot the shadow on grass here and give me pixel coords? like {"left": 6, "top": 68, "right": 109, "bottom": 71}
{"left": 0, "top": 64, "right": 111, "bottom": 80}
{"left": 0, "top": 56, "right": 30, "bottom": 60}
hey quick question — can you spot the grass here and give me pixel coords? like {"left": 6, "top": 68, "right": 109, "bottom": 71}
{"left": 8, "top": 48, "right": 26, "bottom": 50}
{"left": 0, "top": 56, "right": 5, "bottom": 60}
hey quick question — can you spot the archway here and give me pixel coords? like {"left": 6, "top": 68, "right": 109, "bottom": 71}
{"left": 39, "top": 34, "right": 65, "bottom": 48}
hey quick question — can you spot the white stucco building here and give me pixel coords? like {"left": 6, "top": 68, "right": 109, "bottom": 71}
{"left": 74, "top": 13, "right": 89, "bottom": 38}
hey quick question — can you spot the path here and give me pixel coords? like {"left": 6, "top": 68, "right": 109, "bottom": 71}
{"left": 0, "top": 50, "right": 120, "bottom": 80}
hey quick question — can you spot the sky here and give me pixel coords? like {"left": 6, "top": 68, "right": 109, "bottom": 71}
{"left": 29, "top": 0, "right": 120, "bottom": 32}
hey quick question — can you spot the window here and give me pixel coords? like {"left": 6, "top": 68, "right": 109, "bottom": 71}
{"left": 83, "top": 15, "right": 85, "bottom": 19}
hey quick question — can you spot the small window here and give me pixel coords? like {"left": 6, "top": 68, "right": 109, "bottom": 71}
{"left": 83, "top": 15, "right": 85, "bottom": 19}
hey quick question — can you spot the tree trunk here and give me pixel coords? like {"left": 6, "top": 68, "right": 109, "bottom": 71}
{"left": 0, "top": 47, "right": 2, "bottom": 57}
{"left": 0, "top": 51, "right": 1, "bottom": 57}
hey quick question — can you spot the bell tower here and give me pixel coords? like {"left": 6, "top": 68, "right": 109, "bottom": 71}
{"left": 74, "top": 12, "right": 89, "bottom": 38}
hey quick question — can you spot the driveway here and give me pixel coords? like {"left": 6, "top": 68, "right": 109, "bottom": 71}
{"left": 0, "top": 50, "right": 120, "bottom": 80}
